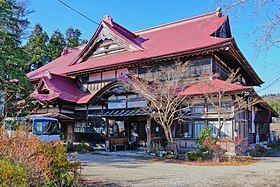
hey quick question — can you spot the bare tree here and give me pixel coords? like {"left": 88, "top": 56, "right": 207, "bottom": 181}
{"left": 122, "top": 60, "right": 261, "bottom": 156}
{"left": 194, "top": 73, "right": 260, "bottom": 143}
{"left": 122, "top": 61, "right": 193, "bottom": 156}
{"left": 215, "top": 0, "right": 280, "bottom": 52}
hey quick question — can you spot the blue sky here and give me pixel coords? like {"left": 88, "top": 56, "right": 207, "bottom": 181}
{"left": 26, "top": 0, "right": 279, "bottom": 95}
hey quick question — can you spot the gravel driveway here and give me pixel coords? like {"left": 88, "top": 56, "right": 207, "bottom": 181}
{"left": 79, "top": 151, "right": 280, "bottom": 187}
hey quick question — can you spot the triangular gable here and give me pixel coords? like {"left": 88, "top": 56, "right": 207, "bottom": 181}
{"left": 210, "top": 17, "right": 231, "bottom": 38}
{"left": 30, "top": 74, "right": 59, "bottom": 102}
{"left": 71, "top": 16, "right": 144, "bottom": 65}
{"left": 31, "top": 72, "right": 97, "bottom": 104}
{"left": 35, "top": 76, "right": 53, "bottom": 95}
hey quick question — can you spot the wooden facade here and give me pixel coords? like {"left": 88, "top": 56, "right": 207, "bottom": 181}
{"left": 27, "top": 11, "right": 278, "bottom": 152}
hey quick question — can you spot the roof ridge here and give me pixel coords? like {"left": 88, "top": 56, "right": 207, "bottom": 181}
{"left": 61, "top": 45, "right": 85, "bottom": 56}
{"left": 111, "top": 20, "right": 138, "bottom": 38}
{"left": 102, "top": 19, "right": 143, "bottom": 50}
{"left": 134, "top": 11, "right": 216, "bottom": 34}
{"left": 43, "top": 72, "right": 75, "bottom": 82}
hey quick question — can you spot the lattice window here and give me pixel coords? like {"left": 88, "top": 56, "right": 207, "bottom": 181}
{"left": 89, "top": 39, "right": 126, "bottom": 58}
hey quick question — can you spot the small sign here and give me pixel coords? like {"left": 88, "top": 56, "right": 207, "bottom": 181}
{"left": 156, "top": 127, "right": 159, "bottom": 132}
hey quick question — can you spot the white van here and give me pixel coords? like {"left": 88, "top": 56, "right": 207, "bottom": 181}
{"left": 3, "top": 116, "right": 61, "bottom": 142}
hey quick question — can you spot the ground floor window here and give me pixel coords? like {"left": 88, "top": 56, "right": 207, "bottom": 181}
{"left": 176, "top": 120, "right": 233, "bottom": 138}
{"left": 235, "top": 121, "right": 247, "bottom": 138}
{"left": 194, "top": 121, "right": 205, "bottom": 137}
{"left": 208, "top": 121, "right": 232, "bottom": 138}
{"left": 74, "top": 121, "right": 106, "bottom": 134}
{"left": 176, "top": 121, "right": 206, "bottom": 138}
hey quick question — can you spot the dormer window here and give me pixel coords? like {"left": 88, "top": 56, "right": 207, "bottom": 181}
{"left": 37, "top": 84, "right": 50, "bottom": 94}
{"left": 88, "top": 39, "right": 126, "bottom": 58}
{"left": 38, "top": 89, "right": 49, "bottom": 94}
{"left": 108, "top": 44, "right": 118, "bottom": 49}
{"left": 96, "top": 47, "right": 105, "bottom": 52}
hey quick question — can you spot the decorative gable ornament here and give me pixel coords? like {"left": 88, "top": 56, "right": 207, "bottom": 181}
{"left": 46, "top": 71, "right": 52, "bottom": 79}
{"left": 215, "top": 7, "right": 222, "bottom": 17}
{"left": 103, "top": 15, "right": 113, "bottom": 26}
{"left": 71, "top": 15, "right": 143, "bottom": 65}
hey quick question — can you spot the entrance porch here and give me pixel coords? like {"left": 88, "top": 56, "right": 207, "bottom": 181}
{"left": 88, "top": 109, "right": 155, "bottom": 152}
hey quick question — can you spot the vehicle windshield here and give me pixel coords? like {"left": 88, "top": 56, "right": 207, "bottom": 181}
{"left": 33, "top": 119, "right": 60, "bottom": 135}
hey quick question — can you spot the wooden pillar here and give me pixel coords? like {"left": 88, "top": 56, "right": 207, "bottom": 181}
{"left": 146, "top": 117, "right": 151, "bottom": 153}
{"left": 105, "top": 118, "right": 110, "bottom": 152}
{"left": 105, "top": 118, "right": 109, "bottom": 139}
{"left": 124, "top": 120, "right": 128, "bottom": 137}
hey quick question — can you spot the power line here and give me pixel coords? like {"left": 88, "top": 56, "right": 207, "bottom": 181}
{"left": 57, "top": 0, "right": 99, "bottom": 26}
{"left": 257, "top": 75, "right": 280, "bottom": 93}
{"left": 254, "top": 66, "right": 280, "bottom": 94}
{"left": 262, "top": 69, "right": 280, "bottom": 86}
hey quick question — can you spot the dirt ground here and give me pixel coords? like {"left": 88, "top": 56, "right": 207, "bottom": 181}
{"left": 79, "top": 151, "right": 280, "bottom": 187}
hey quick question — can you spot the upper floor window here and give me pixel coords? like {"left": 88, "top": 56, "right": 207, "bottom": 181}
{"left": 212, "top": 60, "right": 230, "bottom": 80}
{"left": 190, "top": 57, "right": 212, "bottom": 77}
{"left": 132, "top": 57, "right": 212, "bottom": 81}
{"left": 193, "top": 105, "right": 205, "bottom": 114}
{"left": 207, "top": 103, "right": 232, "bottom": 113}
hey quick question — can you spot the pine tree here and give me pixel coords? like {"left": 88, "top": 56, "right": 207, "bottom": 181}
{"left": 0, "top": 0, "right": 31, "bottom": 117}
{"left": 80, "top": 39, "right": 88, "bottom": 45}
{"left": 47, "top": 30, "right": 66, "bottom": 61}
{"left": 25, "top": 23, "right": 49, "bottom": 71}
{"left": 65, "top": 27, "right": 81, "bottom": 48}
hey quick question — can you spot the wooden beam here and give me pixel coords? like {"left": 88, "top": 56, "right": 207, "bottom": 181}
{"left": 146, "top": 117, "right": 151, "bottom": 153}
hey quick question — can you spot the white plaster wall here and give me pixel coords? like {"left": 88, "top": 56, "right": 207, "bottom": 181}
{"left": 89, "top": 72, "right": 101, "bottom": 81}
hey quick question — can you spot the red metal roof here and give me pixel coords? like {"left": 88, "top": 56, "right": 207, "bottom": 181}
{"left": 102, "top": 17, "right": 143, "bottom": 50}
{"left": 27, "top": 48, "right": 83, "bottom": 80}
{"left": 179, "top": 79, "right": 252, "bottom": 96}
{"left": 27, "top": 12, "right": 232, "bottom": 80}
{"left": 30, "top": 73, "right": 94, "bottom": 104}
{"left": 30, "top": 113, "right": 81, "bottom": 120}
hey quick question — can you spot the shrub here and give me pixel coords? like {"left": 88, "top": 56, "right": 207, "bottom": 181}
{"left": 267, "top": 141, "right": 279, "bottom": 149}
{"left": 186, "top": 151, "right": 206, "bottom": 161}
{"left": 219, "top": 155, "right": 253, "bottom": 162}
{"left": 44, "top": 142, "right": 81, "bottom": 187}
{"left": 255, "top": 144, "right": 267, "bottom": 154}
{"left": 165, "top": 154, "right": 174, "bottom": 159}
{"left": 202, "top": 138, "right": 225, "bottom": 162}
{"left": 151, "top": 137, "right": 167, "bottom": 156}
{"left": 0, "top": 157, "right": 28, "bottom": 186}
{"left": 67, "top": 142, "right": 94, "bottom": 153}
{"left": 0, "top": 126, "right": 80, "bottom": 186}
{"left": 195, "top": 126, "right": 212, "bottom": 152}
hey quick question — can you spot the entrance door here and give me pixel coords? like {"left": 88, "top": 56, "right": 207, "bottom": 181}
{"left": 129, "top": 121, "right": 147, "bottom": 146}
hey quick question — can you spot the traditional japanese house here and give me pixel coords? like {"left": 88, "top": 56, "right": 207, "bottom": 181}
{"left": 27, "top": 9, "right": 278, "bottom": 152}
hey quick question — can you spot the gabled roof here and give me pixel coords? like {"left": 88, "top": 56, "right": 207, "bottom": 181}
{"left": 71, "top": 15, "right": 144, "bottom": 66}
{"left": 30, "top": 72, "right": 95, "bottom": 104}
{"left": 27, "top": 11, "right": 234, "bottom": 80}
{"left": 179, "top": 79, "right": 252, "bottom": 96}
{"left": 27, "top": 46, "right": 85, "bottom": 81}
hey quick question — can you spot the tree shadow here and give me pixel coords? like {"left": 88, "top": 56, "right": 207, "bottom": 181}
{"left": 78, "top": 154, "right": 151, "bottom": 169}
{"left": 266, "top": 151, "right": 280, "bottom": 157}
{"left": 81, "top": 179, "right": 120, "bottom": 187}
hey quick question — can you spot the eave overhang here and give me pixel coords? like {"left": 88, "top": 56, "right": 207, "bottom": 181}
{"left": 228, "top": 39, "right": 263, "bottom": 86}
{"left": 66, "top": 39, "right": 233, "bottom": 77}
